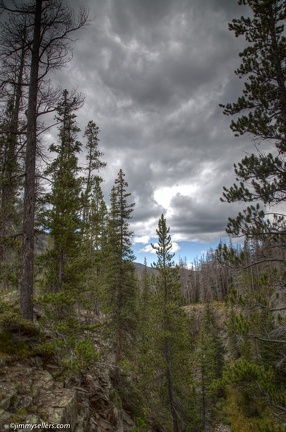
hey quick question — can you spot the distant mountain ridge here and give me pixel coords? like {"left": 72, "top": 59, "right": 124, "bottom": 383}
{"left": 132, "top": 262, "right": 157, "bottom": 277}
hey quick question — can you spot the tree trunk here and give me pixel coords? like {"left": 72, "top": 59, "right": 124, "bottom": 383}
{"left": 201, "top": 359, "right": 206, "bottom": 431}
{"left": 164, "top": 337, "right": 179, "bottom": 432}
{"left": 20, "top": 0, "right": 42, "bottom": 320}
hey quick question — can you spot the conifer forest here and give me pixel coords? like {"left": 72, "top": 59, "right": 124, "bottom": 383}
{"left": 1, "top": 1, "right": 286, "bottom": 431}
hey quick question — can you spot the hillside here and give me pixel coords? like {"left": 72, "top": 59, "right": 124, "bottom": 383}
{"left": 0, "top": 295, "right": 233, "bottom": 432}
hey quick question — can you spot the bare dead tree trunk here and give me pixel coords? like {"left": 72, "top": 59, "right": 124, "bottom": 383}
{"left": 12, "top": 21, "right": 26, "bottom": 139}
{"left": 20, "top": 0, "right": 42, "bottom": 320}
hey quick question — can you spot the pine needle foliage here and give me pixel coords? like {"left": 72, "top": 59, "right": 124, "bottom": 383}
{"left": 142, "top": 214, "right": 198, "bottom": 432}
{"left": 104, "top": 169, "right": 138, "bottom": 366}
{"left": 39, "top": 89, "right": 84, "bottom": 295}
{"left": 220, "top": 0, "right": 286, "bottom": 239}
{"left": 36, "top": 90, "right": 99, "bottom": 373}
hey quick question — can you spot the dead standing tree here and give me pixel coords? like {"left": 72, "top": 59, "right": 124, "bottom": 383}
{"left": 0, "top": 0, "right": 89, "bottom": 319}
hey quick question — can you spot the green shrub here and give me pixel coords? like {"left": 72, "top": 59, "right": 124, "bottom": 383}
{"left": 64, "top": 338, "right": 99, "bottom": 373}
{"left": 0, "top": 310, "right": 40, "bottom": 338}
{"left": 0, "top": 330, "right": 31, "bottom": 358}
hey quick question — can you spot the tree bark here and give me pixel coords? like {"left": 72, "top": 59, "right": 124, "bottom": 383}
{"left": 165, "top": 337, "right": 179, "bottom": 432}
{"left": 20, "top": 0, "right": 42, "bottom": 320}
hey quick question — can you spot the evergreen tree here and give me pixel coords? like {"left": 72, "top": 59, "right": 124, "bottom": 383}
{"left": 220, "top": 0, "right": 286, "bottom": 240}
{"left": 82, "top": 178, "right": 108, "bottom": 315}
{"left": 219, "top": 258, "right": 286, "bottom": 428}
{"left": 139, "top": 257, "right": 152, "bottom": 348}
{"left": 36, "top": 90, "right": 100, "bottom": 372}
{"left": 39, "top": 89, "right": 83, "bottom": 296}
{"left": 82, "top": 120, "right": 106, "bottom": 225}
{"left": 105, "top": 169, "right": 138, "bottom": 367}
{"left": 219, "top": 4, "right": 286, "bottom": 423}
{"left": 136, "top": 259, "right": 157, "bottom": 410}
{"left": 196, "top": 304, "right": 225, "bottom": 430}
{"left": 150, "top": 215, "right": 196, "bottom": 432}
{"left": 79, "top": 121, "right": 107, "bottom": 315}
{"left": 0, "top": 0, "right": 89, "bottom": 319}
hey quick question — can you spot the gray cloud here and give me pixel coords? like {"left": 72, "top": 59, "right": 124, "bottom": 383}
{"left": 52, "top": 0, "right": 253, "bottom": 246}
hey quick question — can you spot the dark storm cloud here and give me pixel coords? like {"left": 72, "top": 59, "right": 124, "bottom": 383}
{"left": 71, "top": 0, "right": 241, "bottom": 112}
{"left": 110, "top": 0, "right": 175, "bottom": 31}
{"left": 54, "top": 0, "right": 253, "bottom": 244}
{"left": 169, "top": 190, "right": 241, "bottom": 241}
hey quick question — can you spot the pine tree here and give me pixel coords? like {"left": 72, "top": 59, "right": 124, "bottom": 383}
{"left": 219, "top": 4, "right": 286, "bottom": 422}
{"left": 39, "top": 89, "right": 83, "bottom": 296}
{"left": 82, "top": 120, "right": 106, "bottom": 225}
{"left": 78, "top": 121, "right": 107, "bottom": 315}
{"left": 136, "top": 259, "right": 157, "bottom": 402}
{"left": 150, "top": 214, "right": 195, "bottom": 432}
{"left": 139, "top": 258, "right": 152, "bottom": 347}
{"left": 220, "top": 0, "right": 286, "bottom": 240}
{"left": 219, "top": 255, "right": 286, "bottom": 427}
{"left": 196, "top": 304, "right": 225, "bottom": 429}
{"left": 82, "top": 178, "right": 108, "bottom": 315}
{"left": 36, "top": 90, "right": 100, "bottom": 372}
{"left": 105, "top": 169, "right": 138, "bottom": 368}
{"left": 0, "top": 0, "right": 89, "bottom": 319}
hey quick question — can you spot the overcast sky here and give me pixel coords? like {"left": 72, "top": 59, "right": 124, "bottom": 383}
{"left": 52, "top": 0, "right": 253, "bottom": 265}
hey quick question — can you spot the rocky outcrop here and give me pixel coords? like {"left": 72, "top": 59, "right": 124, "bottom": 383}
{"left": 0, "top": 359, "right": 135, "bottom": 432}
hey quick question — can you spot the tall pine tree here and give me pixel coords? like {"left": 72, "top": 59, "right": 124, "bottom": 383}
{"left": 39, "top": 89, "right": 83, "bottom": 296}
{"left": 105, "top": 169, "right": 138, "bottom": 368}
{"left": 82, "top": 120, "right": 106, "bottom": 225}
{"left": 36, "top": 90, "right": 100, "bottom": 372}
{"left": 150, "top": 215, "right": 195, "bottom": 432}
{"left": 218, "top": 4, "right": 286, "bottom": 423}
{"left": 220, "top": 0, "right": 286, "bottom": 240}
{"left": 0, "top": 0, "right": 88, "bottom": 319}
